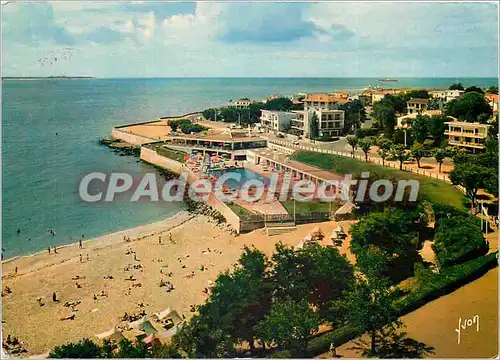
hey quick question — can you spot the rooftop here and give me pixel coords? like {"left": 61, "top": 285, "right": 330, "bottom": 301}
{"left": 407, "top": 98, "right": 430, "bottom": 104}
{"left": 444, "top": 121, "right": 491, "bottom": 127}
{"left": 485, "top": 93, "right": 498, "bottom": 102}
{"left": 303, "top": 93, "right": 349, "bottom": 104}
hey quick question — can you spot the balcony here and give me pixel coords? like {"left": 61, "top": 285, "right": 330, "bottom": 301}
{"left": 444, "top": 130, "right": 487, "bottom": 139}
{"left": 448, "top": 140, "right": 485, "bottom": 149}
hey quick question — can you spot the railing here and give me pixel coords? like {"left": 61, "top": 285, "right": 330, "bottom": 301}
{"left": 267, "top": 138, "right": 452, "bottom": 183}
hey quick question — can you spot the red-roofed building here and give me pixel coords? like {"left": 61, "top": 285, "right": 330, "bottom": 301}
{"left": 485, "top": 93, "right": 498, "bottom": 112}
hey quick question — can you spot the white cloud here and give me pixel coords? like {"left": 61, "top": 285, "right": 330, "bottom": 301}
{"left": 2, "top": 1, "right": 498, "bottom": 77}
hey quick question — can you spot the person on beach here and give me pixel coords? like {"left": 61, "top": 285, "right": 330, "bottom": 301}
{"left": 52, "top": 292, "right": 57, "bottom": 302}
{"left": 53, "top": 247, "right": 58, "bottom": 254}
{"left": 47, "top": 247, "right": 51, "bottom": 255}
{"left": 14, "top": 267, "right": 18, "bottom": 275}
{"left": 79, "top": 239, "right": 82, "bottom": 249}
{"left": 86, "top": 254, "right": 90, "bottom": 262}
{"left": 159, "top": 236, "right": 162, "bottom": 245}
{"left": 79, "top": 254, "right": 83, "bottom": 263}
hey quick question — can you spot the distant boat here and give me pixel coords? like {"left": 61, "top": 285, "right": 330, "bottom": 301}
{"left": 379, "top": 78, "right": 398, "bottom": 82}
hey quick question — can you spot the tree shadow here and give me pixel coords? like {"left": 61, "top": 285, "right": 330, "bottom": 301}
{"left": 350, "top": 326, "right": 435, "bottom": 358}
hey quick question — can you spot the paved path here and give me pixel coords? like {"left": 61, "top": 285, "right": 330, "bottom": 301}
{"left": 318, "top": 267, "right": 498, "bottom": 358}
{"left": 265, "top": 136, "right": 453, "bottom": 182}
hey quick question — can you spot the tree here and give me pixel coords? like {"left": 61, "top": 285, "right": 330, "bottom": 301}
{"left": 373, "top": 104, "right": 396, "bottom": 138}
{"left": 347, "top": 135, "right": 358, "bottom": 157}
{"left": 264, "top": 97, "right": 294, "bottom": 111}
{"left": 464, "top": 86, "right": 484, "bottom": 94}
{"left": 359, "top": 139, "right": 372, "bottom": 162}
{"left": 202, "top": 108, "right": 219, "bottom": 121}
{"left": 350, "top": 208, "right": 423, "bottom": 281}
{"left": 360, "top": 327, "right": 435, "bottom": 358}
{"left": 410, "top": 114, "right": 428, "bottom": 144}
{"left": 309, "top": 112, "right": 319, "bottom": 140}
{"left": 446, "top": 92, "right": 492, "bottom": 123}
{"left": 433, "top": 215, "right": 487, "bottom": 267}
{"left": 390, "top": 144, "right": 410, "bottom": 170}
{"left": 449, "top": 164, "right": 490, "bottom": 209}
{"left": 341, "top": 276, "right": 401, "bottom": 355}
{"left": 271, "top": 243, "right": 354, "bottom": 313}
{"left": 49, "top": 339, "right": 102, "bottom": 358}
{"left": 256, "top": 299, "right": 319, "bottom": 356}
{"left": 169, "top": 120, "right": 179, "bottom": 132}
{"left": 339, "top": 99, "right": 366, "bottom": 133}
{"left": 432, "top": 148, "right": 447, "bottom": 173}
{"left": 428, "top": 115, "right": 447, "bottom": 146}
{"left": 404, "top": 89, "right": 430, "bottom": 100}
{"left": 378, "top": 148, "right": 389, "bottom": 166}
{"left": 449, "top": 82, "right": 464, "bottom": 90}
{"left": 486, "top": 86, "right": 498, "bottom": 94}
{"left": 410, "top": 142, "right": 426, "bottom": 168}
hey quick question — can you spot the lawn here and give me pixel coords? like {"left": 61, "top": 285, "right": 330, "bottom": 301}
{"left": 226, "top": 202, "right": 256, "bottom": 218}
{"left": 280, "top": 200, "right": 342, "bottom": 215}
{"left": 156, "top": 146, "right": 186, "bottom": 163}
{"left": 291, "top": 151, "right": 466, "bottom": 210}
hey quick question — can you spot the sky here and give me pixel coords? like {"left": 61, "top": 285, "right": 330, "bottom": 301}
{"left": 1, "top": 1, "right": 499, "bottom": 78}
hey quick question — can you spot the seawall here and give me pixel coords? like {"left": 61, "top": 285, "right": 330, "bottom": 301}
{"left": 140, "top": 145, "right": 242, "bottom": 233}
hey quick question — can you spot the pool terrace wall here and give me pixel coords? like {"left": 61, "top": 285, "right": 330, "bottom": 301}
{"left": 140, "top": 145, "right": 243, "bottom": 233}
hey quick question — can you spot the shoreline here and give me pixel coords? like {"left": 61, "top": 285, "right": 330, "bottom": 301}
{"left": 1, "top": 210, "right": 193, "bottom": 269}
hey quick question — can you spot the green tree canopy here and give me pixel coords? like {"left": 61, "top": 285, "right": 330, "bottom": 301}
{"left": 373, "top": 104, "right": 396, "bottom": 138}
{"left": 486, "top": 86, "right": 498, "bottom": 94}
{"left": 410, "top": 115, "right": 429, "bottom": 144}
{"left": 446, "top": 92, "right": 492, "bottom": 123}
{"left": 347, "top": 135, "right": 359, "bottom": 157}
{"left": 449, "top": 163, "right": 491, "bottom": 208}
{"left": 359, "top": 139, "right": 373, "bottom": 162}
{"left": 339, "top": 276, "right": 401, "bottom": 355}
{"left": 256, "top": 299, "right": 320, "bottom": 356}
{"left": 464, "top": 86, "right": 484, "bottom": 94}
{"left": 390, "top": 144, "right": 410, "bottom": 170}
{"left": 309, "top": 112, "right": 319, "bottom": 140}
{"left": 350, "top": 208, "right": 424, "bottom": 281}
{"left": 449, "top": 82, "right": 464, "bottom": 90}
{"left": 432, "top": 148, "right": 447, "bottom": 173}
{"left": 410, "top": 142, "right": 426, "bottom": 168}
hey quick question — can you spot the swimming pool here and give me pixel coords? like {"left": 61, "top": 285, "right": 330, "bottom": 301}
{"left": 208, "top": 168, "right": 269, "bottom": 189}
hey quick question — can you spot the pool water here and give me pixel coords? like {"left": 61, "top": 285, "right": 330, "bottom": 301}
{"left": 208, "top": 168, "right": 269, "bottom": 189}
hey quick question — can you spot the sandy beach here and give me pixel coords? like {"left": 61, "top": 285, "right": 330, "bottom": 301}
{"left": 2, "top": 213, "right": 355, "bottom": 356}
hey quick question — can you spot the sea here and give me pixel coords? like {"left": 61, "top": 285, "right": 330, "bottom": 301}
{"left": 2, "top": 77, "right": 498, "bottom": 258}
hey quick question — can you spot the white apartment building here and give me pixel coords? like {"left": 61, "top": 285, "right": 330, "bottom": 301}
{"left": 407, "top": 98, "right": 429, "bottom": 114}
{"left": 444, "top": 120, "right": 490, "bottom": 152}
{"left": 430, "top": 89, "right": 464, "bottom": 103}
{"left": 230, "top": 98, "right": 254, "bottom": 108}
{"left": 260, "top": 110, "right": 294, "bottom": 132}
{"left": 291, "top": 109, "right": 345, "bottom": 138}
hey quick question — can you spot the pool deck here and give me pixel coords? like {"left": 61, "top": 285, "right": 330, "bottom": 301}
{"left": 250, "top": 148, "right": 344, "bottom": 183}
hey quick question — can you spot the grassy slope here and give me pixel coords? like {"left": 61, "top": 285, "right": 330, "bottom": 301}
{"left": 291, "top": 151, "right": 466, "bottom": 210}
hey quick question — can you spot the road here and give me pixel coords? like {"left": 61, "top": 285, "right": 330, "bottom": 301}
{"left": 318, "top": 267, "right": 498, "bottom": 358}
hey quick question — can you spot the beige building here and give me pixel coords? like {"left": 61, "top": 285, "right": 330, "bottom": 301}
{"left": 260, "top": 110, "right": 294, "bottom": 132}
{"left": 396, "top": 109, "right": 443, "bottom": 128}
{"left": 407, "top": 98, "right": 429, "bottom": 114}
{"left": 303, "top": 93, "right": 348, "bottom": 111}
{"left": 444, "top": 121, "right": 490, "bottom": 151}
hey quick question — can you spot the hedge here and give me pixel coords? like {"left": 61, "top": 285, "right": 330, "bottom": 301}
{"left": 291, "top": 252, "right": 498, "bottom": 358}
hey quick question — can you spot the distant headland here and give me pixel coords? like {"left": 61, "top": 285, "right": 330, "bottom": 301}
{"left": 2, "top": 76, "right": 95, "bottom": 80}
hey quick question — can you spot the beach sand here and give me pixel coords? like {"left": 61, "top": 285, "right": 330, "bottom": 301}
{"left": 2, "top": 214, "right": 355, "bottom": 356}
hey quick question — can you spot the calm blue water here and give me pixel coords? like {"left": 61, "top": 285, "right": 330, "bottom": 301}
{"left": 2, "top": 77, "right": 497, "bottom": 257}
{"left": 209, "top": 168, "right": 269, "bottom": 189}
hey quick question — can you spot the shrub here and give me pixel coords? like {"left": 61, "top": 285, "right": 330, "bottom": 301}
{"left": 432, "top": 215, "right": 488, "bottom": 267}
